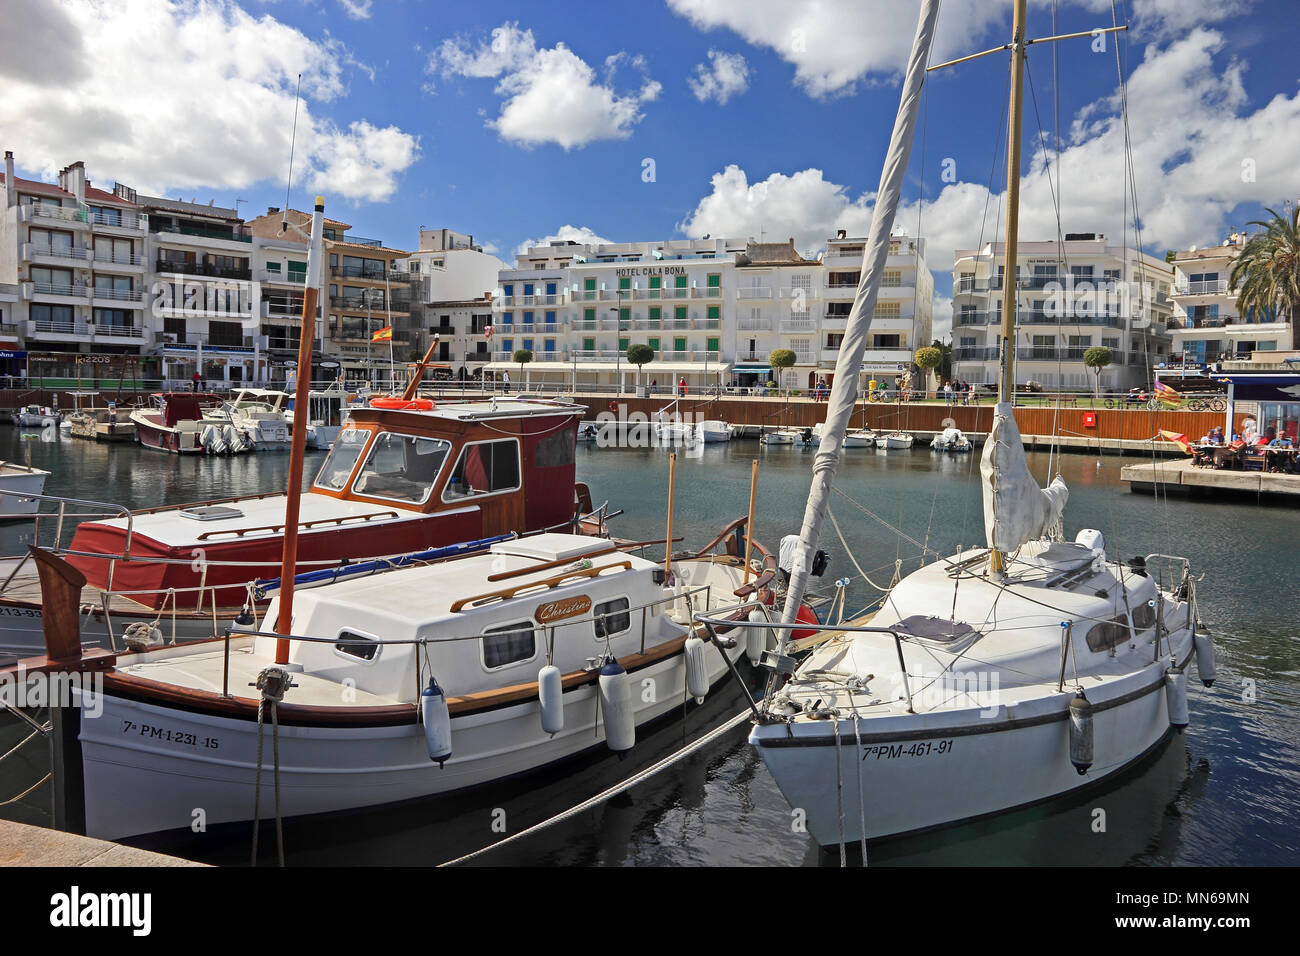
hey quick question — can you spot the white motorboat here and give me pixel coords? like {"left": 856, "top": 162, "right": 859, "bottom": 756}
{"left": 739, "top": 0, "right": 1211, "bottom": 850}
{"left": 0, "top": 461, "right": 50, "bottom": 518}
{"left": 224, "top": 388, "right": 292, "bottom": 448}
{"left": 576, "top": 421, "right": 601, "bottom": 442}
{"left": 33, "top": 525, "right": 789, "bottom": 842}
{"left": 930, "top": 426, "right": 972, "bottom": 453}
{"left": 15, "top": 405, "right": 58, "bottom": 429}
{"left": 874, "top": 431, "right": 915, "bottom": 449}
{"left": 843, "top": 429, "right": 877, "bottom": 448}
{"left": 759, "top": 429, "right": 797, "bottom": 445}
{"left": 699, "top": 420, "right": 734, "bottom": 443}
{"left": 285, "top": 386, "right": 349, "bottom": 449}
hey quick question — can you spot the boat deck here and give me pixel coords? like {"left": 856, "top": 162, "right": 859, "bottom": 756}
{"left": 117, "top": 642, "right": 402, "bottom": 707}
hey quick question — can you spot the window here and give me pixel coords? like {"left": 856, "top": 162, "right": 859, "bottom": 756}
{"left": 312, "top": 429, "right": 369, "bottom": 491}
{"left": 535, "top": 428, "right": 576, "bottom": 467}
{"left": 618, "top": 337, "right": 629, "bottom": 350}
{"left": 1131, "top": 602, "right": 1157, "bottom": 631}
{"left": 351, "top": 433, "right": 451, "bottom": 504}
{"left": 648, "top": 306, "right": 661, "bottom": 321}
{"left": 443, "top": 439, "right": 521, "bottom": 501}
{"left": 1085, "top": 614, "right": 1131, "bottom": 652}
{"left": 583, "top": 307, "right": 595, "bottom": 323}
{"left": 335, "top": 630, "right": 380, "bottom": 661}
{"left": 647, "top": 337, "right": 660, "bottom": 352}
{"left": 593, "top": 597, "right": 630, "bottom": 639}
{"left": 707, "top": 336, "right": 719, "bottom": 352}
{"left": 674, "top": 337, "right": 687, "bottom": 352}
{"left": 482, "top": 621, "right": 537, "bottom": 670}
{"left": 707, "top": 305, "right": 720, "bottom": 320}
{"left": 674, "top": 306, "right": 687, "bottom": 322}
{"left": 583, "top": 337, "right": 595, "bottom": 351}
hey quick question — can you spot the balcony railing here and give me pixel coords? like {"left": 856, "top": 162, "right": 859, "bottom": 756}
{"left": 24, "top": 242, "right": 89, "bottom": 262}
{"left": 22, "top": 202, "right": 88, "bottom": 224}
{"left": 91, "top": 286, "right": 144, "bottom": 302}
{"left": 1175, "top": 279, "right": 1229, "bottom": 295}
{"left": 736, "top": 286, "right": 773, "bottom": 299}
{"left": 156, "top": 260, "right": 252, "bottom": 280}
{"left": 31, "top": 280, "right": 89, "bottom": 298}
{"left": 152, "top": 223, "right": 249, "bottom": 242}
{"left": 92, "top": 209, "right": 145, "bottom": 230}
{"left": 93, "top": 248, "right": 145, "bottom": 266}
{"left": 260, "top": 270, "right": 308, "bottom": 284}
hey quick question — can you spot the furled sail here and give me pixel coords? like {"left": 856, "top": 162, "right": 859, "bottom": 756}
{"left": 980, "top": 403, "right": 1068, "bottom": 552}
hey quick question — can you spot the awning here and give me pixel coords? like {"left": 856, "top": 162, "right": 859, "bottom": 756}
{"left": 0, "top": 350, "right": 27, "bottom": 360}
{"left": 734, "top": 365, "right": 770, "bottom": 375}
{"left": 484, "top": 360, "right": 732, "bottom": 375}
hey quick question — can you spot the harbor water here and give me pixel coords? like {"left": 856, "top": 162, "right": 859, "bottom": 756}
{"left": 1, "top": 426, "right": 1296, "bottom": 865}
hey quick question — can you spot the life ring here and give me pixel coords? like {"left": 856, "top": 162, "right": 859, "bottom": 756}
{"left": 608, "top": 401, "right": 618, "bottom": 412}
{"left": 371, "top": 397, "right": 434, "bottom": 411}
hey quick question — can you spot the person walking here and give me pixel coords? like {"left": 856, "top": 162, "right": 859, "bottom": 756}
{"left": 191, "top": 371, "right": 201, "bottom": 393}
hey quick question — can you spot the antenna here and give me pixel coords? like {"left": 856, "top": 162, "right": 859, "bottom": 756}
{"left": 282, "top": 72, "right": 303, "bottom": 234}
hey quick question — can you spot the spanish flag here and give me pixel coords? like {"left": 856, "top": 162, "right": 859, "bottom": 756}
{"left": 371, "top": 326, "right": 393, "bottom": 343}
{"left": 1159, "top": 429, "right": 1192, "bottom": 454}
{"left": 1154, "top": 380, "right": 1182, "bottom": 407}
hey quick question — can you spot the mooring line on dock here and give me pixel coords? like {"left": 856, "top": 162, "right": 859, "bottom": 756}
{"left": 437, "top": 707, "right": 752, "bottom": 867}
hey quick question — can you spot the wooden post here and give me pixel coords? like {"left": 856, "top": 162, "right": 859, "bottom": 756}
{"left": 401, "top": 336, "right": 440, "bottom": 401}
{"left": 743, "top": 458, "right": 759, "bottom": 584}
{"left": 664, "top": 453, "right": 677, "bottom": 580}
{"left": 275, "top": 197, "right": 325, "bottom": 663}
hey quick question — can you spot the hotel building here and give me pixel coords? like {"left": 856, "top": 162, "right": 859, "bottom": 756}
{"left": 951, "top": 233, "right": 1173, "bottom": 392}
{"left": 489, "top": 232, "right": 932, "bottom": 392}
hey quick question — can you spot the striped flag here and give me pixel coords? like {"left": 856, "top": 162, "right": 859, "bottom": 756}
{"left": 371, "top": 326, "right": 392, "bottom": 343}
{"left": 1159, "top": 429, "right": 1192, "bottom": 454}
{"left": 1154, "top": 380, "right": 1183, "bottom": 407}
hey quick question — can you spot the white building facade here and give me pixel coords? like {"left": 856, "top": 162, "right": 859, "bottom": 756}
{"left": 490, "top": 233, "right": 932, "bottom": 392}
{"left": 951, "top": 234, "right": 1172, "bottom": 392}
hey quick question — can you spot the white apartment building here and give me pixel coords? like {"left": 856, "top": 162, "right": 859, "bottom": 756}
{"left": 1163, "top": 232, "right": 1294, "bottom": 374}
{"left": 1, "top": 153, "right": 152, "bottom": 385}
{"left": 951, "top": 233, "right": 1173, "bottom": 392}
{"left": 397, "top": 228, "right": 504, "bottom": 377}
{"left": 490, "top": 232, "right": 932, "bottom": 392}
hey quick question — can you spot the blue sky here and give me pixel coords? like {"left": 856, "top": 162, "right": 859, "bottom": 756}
{"left": 4, "top": 0, "right": 1298, "bottom": 335}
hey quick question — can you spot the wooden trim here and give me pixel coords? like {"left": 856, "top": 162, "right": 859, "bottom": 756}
{"left": 449, "top": 560, "right": 634, "bottom": 612}
{"left": 485, "top": 544, "right": 619, "bottom": 583}
{"left": 195, "top": 510, "right": 399, "bottom": 540}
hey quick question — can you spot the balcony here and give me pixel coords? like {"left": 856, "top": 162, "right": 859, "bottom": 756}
{"left": 22, "top": 241, "right": 89, "bottom": 265}
{"left": 92, "top": 247, "right": 145, "bottom": 269}
{"left": 0, "top": 323, "right": 19, "bottom": 340}
{"left": 738, "top": 319, "right": 773, "bottom": 331}
{"left": 259, "top": 269, "right": 307, "bottom": 285}
{"left": 91, "top": 286, "right": 145, "bottom": 307}
{"left": 955, "top": 310, "right": 992, "bottom": 327}
{"left": 330, "top": 265, "right": 402, "bottom": 281}
{"left": 1175, "top": 279, "right": 1230, "bottom": 296}
{"left": 152, "top": 223, "right": 249, "bottom": 243}
{"left": 736, "top": 286, "right": 774, "bottom": 300}
{"left": 156, "top": 260, "right": 252, "bottom": 280}
{"left": 28, "top": 280, "right": 90, "bottom": 302}
{"left": 19, "top": 202, "right": 89, "bottom": 227}
{"left": 27, "top": 318, "right": 144, "bottom": 340}
{"left": 92, "top": 209, "right": 146, "bottom": 231}
{"left": 779, "top": 318, "right": 817, "bottom": 333}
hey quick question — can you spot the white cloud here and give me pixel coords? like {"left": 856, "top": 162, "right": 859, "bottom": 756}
{"left": 931, "top": 294, "right": 953, "bottom": 343}
{"left": 0, "top": 0, "right": 416, "bottom": 203}
{"left": 688, "top": 49, "right": 750, "bottom": 104}
{"left": 433, "top": 22, "right": 661, "bottom": 149}
{"left": 667, "top": 0, "right": 1258, "bottom": 98}
{"left": 337, "top": 0, "right": 372, "bottom": 20}
{"left": 515, "top": 224, "right": 612, "bottom": 257}
{"left": 677, "top": 165, "right": 875, "bottom": 254}
{"left": 678, "top": 27, "right": 1300, "bottom": 325}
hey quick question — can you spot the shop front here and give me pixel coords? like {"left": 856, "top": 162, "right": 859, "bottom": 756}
{"left": 1218, "top": 372, "right": 1300, "bottom": 442}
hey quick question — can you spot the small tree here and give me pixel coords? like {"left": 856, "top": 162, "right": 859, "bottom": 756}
{"left": 914, "top": 346, "right": 942, "bottom": 399}
{"left": 626, "top": 343, "right": 655, "bottom": 391}
{"left": 512, "top": 348, "right": 533, "bottom": 388}
{"left": 769, "top": 348, "right": 796, "bottom": 393}
{"left": 1083, "top": 346, "right": 1112, "bottom": 397}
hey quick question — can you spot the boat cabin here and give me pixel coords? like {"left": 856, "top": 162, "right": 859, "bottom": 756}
{"left": 252, "top": 534, "right": 681, "bottom": 704}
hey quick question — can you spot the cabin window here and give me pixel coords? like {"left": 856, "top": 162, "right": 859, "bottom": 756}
{"left": 442, "top": 439, "right": 521, "bottom": 501}
{"left": 1131, "top": 602, "right": 1157, "bottom": 631}
{"left": 593, "top": 597, "right": 630, "bottom": 640}
{"left": 352, "top": 433, "right": 451, "bottom": 504}
{"left": 534, "top": 427, "right": 576, "bottom": 468}
{"left": 482, "top": 621, "right": 537, "bottom": 670}
{"left": 1084, "top": 614, "right": 1131, "bottom": 652}
{"left": 312, "top": 428, "right": 369, "bottom": 491}
{"left": 335, "top": 630, "right": 380, "bottom": 661}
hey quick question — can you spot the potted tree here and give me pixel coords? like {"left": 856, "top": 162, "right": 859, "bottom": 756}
{"left": 626, "top": 343, "right": 655, "bottom": 397}
{"left": 914, "top": 345, "right": 942, "bottom": 400}
{"left": 1083, "top": 346, "right": 1112, "bottom": 400}
{"left": 512, "top": 348, "right": 533, "bottom": 392}
{"left": 769, "top": 348, "right": 796, "bottom": 396}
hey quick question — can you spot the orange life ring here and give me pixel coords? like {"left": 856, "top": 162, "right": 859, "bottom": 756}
{"left": 371, "top": 397, "right": 435, "bottom": 411}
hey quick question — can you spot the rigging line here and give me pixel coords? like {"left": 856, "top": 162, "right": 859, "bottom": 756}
{"left": 283, "top": 73, "right": 303, "bottom": 223}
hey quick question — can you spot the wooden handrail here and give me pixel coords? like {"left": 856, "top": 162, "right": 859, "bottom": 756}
{"left": 450, "top": 560, "right": 633, "bottom": 612}
{"left": 196, "top": 510, "right": 398, "bottom": 540}
{"left": 486, "top": 544, "right": 619, "bottom": 583}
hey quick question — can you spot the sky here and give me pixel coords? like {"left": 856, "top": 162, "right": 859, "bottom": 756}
{"left": 3, "top": 0, "right": 1298, "bottom": 340}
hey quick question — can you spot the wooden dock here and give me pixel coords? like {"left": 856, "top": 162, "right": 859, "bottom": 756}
{"left": 1121, "top": 459, "right": 1300, "bottom": 501}
{"left": 0, "top": 819, "right": 206, "bottom": 867}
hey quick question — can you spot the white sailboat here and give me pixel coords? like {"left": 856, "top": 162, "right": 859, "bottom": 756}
{"left": 736, "top": 0, "right": 1213, "bottom": 849}
{"left": 873, "top": 431, "right": 915, "bottom": 450}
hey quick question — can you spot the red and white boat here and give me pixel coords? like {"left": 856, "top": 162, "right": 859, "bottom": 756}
{"left": 129, "top": 392, "right": 222, "bottom": 454}
{"left": 0, "top": 397, "right": 598, "bottom": 657}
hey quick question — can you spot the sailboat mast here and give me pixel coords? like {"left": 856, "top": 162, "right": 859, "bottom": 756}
{"left": 989, "top": 0, "right": 1028, "bottom": 576}
{"left": 274, "top": 197, "right": 325, "bottom": 663}
{"left": 775, "top": 0, "right": 940, "bottom": 628}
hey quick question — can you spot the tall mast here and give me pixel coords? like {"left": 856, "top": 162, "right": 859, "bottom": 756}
{"left": 989, "top": 0, "right": 1028, "bottom": 576}
{"left": 274, "top": 197, "right": 325, "bottom": 663}
{"left": 776, "top": 0, "right": 941, "bottom": 628}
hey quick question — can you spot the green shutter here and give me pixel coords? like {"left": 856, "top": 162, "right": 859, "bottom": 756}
{"left": 649, "top": 276, "right": 661, "bottom": 289}
{"left": 674, "top": 306, "right": 687, "bottom": 321}
{"left": 648, "top": 337, "right": 660, "bottom": 351}
{"left": 707, "top": 273, "right": 720, "bottom": 287}
{"left": 584, "top": 277, "right": 596, "bottom": 290}
{"left": 707, "top": 305, "right": 720, "bottom": 320}
{"left": 674, "top": 337, "right": 686, "bottom": 352}
{"left": 618, "top": 337, "right": 629, "bottom": 350}
{"left": 675, "top": 275, "right": 687, "bottom": 288}
{"left": 583, "top": 337, "right": 595, "bottom": 351}
{"left": 707, "top": 337, "right": 719, "bottom": 352}
{"left": 618, "top": 276, "right": 631, "bottom": 291}
{"left": 648, "top": 306, "right": 661, "bottom": 320}
{"left": 584, "top": 307, "right": 595, "bottom": 322}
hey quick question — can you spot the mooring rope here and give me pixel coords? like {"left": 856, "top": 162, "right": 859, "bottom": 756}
{"left": 438, "top": 707, "right": 752, "bottom": 867}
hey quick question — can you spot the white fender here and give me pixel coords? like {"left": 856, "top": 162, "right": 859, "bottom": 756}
{"left": 1165, "top": 667, "right": 1189, "bottom": 729}
{"left": 684, "top": 635, "right": 709, "bottom": 702}
{"left": 420, "top": 676, "right": 452, "bottom": 766}
{"left": 538, "top": 664, "right": 563, "bottom": 735}
{"left": 598, "top": 657, "right": 635, "bottom": 754}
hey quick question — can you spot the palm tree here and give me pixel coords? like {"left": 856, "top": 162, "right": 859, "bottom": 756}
{"left": 1230, "top": 206, "right": 1300, "bottom": 348}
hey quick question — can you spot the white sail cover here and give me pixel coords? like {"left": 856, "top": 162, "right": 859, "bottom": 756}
{"left": 980, "top": 403, "right": 1068, "bottom": 551}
